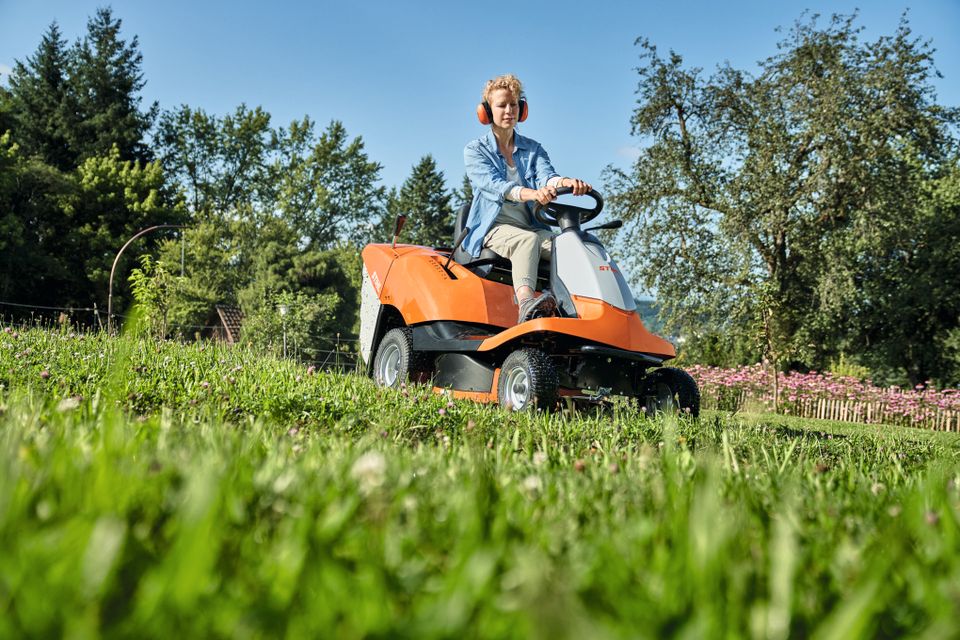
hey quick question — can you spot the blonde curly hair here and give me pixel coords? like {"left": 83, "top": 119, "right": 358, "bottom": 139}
{"left": 482, "top": 74, "right": 524, "bottom": 103}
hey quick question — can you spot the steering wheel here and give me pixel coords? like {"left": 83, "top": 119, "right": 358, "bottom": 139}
{"left": 533, "top": 187, "right": 604, "bottom": 227}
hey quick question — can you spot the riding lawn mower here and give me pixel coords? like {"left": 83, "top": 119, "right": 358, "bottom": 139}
{"left": 358, "top": 188, "right": 700, "bottom": 415}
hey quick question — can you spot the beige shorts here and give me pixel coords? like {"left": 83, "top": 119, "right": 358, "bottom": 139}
{"left": 483, "top": 224, "right": 554, "bottom": 291}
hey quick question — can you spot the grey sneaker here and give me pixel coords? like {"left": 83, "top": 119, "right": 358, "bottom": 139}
{"left": 518, "top": 293, "right": 557, "bottom": 324}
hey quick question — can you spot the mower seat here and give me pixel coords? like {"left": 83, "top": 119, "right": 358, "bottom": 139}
{"left": 451, "top": 203, "right": 552, "bottom": 282}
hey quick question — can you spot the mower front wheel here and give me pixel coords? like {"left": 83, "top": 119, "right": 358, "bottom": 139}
{"left": 497, "top": 348, "right": 558, "bottom": 411}
{"left": 373, "top": 328, "right": 430, "bottom": 389}
{"left": 639, "top": 367, "right": 701, "bottom": 418}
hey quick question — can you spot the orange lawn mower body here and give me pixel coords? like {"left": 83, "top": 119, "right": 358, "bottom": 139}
{"left": 358, "top": 189, "right": 700, "bottom": 414}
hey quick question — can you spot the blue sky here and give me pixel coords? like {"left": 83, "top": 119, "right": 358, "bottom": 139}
{"left": 2, "top": 0, "right": 958, "bottom": 193}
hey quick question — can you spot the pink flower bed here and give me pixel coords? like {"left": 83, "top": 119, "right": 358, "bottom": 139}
{"left": 688, "top": 364, "right": 960, "bottom": 427}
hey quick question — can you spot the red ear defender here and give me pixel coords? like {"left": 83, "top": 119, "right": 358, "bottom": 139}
{"left": 517, "top": 97, "right": 528, "bottom": 122}
{"left": 477, "top": 102, "right": 492, "bottom": 125}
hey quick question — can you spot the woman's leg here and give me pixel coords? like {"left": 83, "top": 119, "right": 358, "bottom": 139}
{"left": 484, "top": 225, "right": 544, "bottom": 297}
{"left": 514, "top": 230, "right": 555, "bottom": 298}
{"left": 536, "top": 229, "right": 553, "bottom": 260}
{"left": 484, "top": 225, "right": 557, "bottom": 322}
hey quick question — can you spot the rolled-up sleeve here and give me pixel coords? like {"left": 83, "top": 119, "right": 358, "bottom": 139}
{"left": 531, "top": 143, "right": 559, "bottom": 189}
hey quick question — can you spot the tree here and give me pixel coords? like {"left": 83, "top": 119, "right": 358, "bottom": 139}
{"left": 155, "top": 220, "right": 246, "bottom": 333}
{"left": 156, "top": 104, "right": 274, "bottom": 220}
{"left": 158, "top": 109, "right": 386, "bottom": 247}
{"left": 0, "top": 85, "right": 16, "bottom": 137}
{"left": 0, "top": 132, "right": 74, "bottom": 306}
{"left": 128, "top": 254, "right": 179, "bottom": 338}
{"left": 454, "top": 173, "right": 474, "bottom": 212}
{"left": 60, "top": 145, "right": 184, "bottom": 311}
{"left": 70, "top": 7, "right": 157, "bottom": 164}
{"left": 605, "top": 13, "right": 959, "bottom": 384}
{"left": 0, "top": 11, "right": 170, "bottom": 323}
{"left": 2, "top": 22, "right": 77, "bottom": 170}
{"left": 235, "top": 217, "right": 363, "bottom": 359}
{"left": 853, "top": 157, "right": 960, "bottom": 385}
{"left": 381, "top": 155, "right": 454, "bottom": 247}
{"left": 2, "top": 9, "right": 156, "bottom": 168}
{"left": 274, "top": 119, "right": 386, "bottom": 248}
{"left": 155, "top": 108, "right": 379, "bottom": 343}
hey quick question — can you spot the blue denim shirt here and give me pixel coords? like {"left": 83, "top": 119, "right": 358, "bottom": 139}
{"left": 462, "top": 130, "right": 559, "bottom": 257}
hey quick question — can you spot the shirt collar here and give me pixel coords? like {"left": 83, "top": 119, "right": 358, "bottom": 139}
{"left": 483, "top": 129, "right": 532, "bottom": 157}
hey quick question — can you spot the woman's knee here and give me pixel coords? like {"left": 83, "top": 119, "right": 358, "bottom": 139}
{"left": 513, "top": 231, "right": 540, "bottom": 257}
{"left": 514, "top": 230, "right": 539, "bottom": 252}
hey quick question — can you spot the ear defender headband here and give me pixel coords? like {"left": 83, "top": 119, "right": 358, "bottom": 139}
{"left": 476, "top": 96, "right": 528, "bottom": 125}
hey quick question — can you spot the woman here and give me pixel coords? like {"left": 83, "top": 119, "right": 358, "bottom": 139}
{"left": 463, "top": 74, "right": 592, "bottom": 324}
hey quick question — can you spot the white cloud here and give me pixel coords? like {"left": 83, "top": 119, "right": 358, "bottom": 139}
{"left": 616, "top": 145, "right": 641, "bottom": 161}
{"left": 0, "top": 64, "right": 11, "bottom": 83}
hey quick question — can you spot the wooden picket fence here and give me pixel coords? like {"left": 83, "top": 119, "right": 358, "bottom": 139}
{"left": 700, "top": 389, "right": 960, "bottom": 432}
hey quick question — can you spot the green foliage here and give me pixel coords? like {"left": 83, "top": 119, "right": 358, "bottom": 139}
{"left": 0, "top": 133, "right": 179, "bottom": 317}
{"left": 69, "top": 7, "right": 158, "bottom": 164}
{"left": 455, "top": 172, "right": 474, "bottom": 212}
{"left": 156, "top": 214, "right": 363, "bottom": 347}
{"left": 852, "top": 157, "right": 960, "bottom": 386}
{"left": 239, "top": 289, "right": 338, "bottom": 360}
{"left": 0, "top": 10, "right": 176, "bottom": 321}
{"left": 155, "top": 109, "right": 378, "bottom": 342}
{"left": 155, "top": 222, "right": 243, "bottom": 334}
{"left": 60, "top": 145, "right": 184, "bottom": 310}
{"left": 676, "top": 331, "right": 762, "bottom": 369}
{"left": 1, "top": 9, "right": 156, "bottom": 169}
{"left": 1, "top": 22, "right": 77, "bottom": 170}
{"left": 0, "top": 132, "right": 75, "bottom": 305}
{"left": 156, "top": 104, "right": 274, "bottom": 219}
{"left": 236, "top": 231, "right": 363, "bottom": 350}
{"left": 943, "top": 328, "right": 960, "bottom": 386}
{"left": 128, "top": 254, "right": 180, "bottom": 338}
{"left": 1, "top": 328, "right": 960, "bottom": 637}
{"left": 2, "top": 8, "right": 382, "bottom": 342}
{"left": 273, "top": 118, "right": 386, "bottom": 248}
{"left": 827, "top": 353, "right": 872, "bottom": 381}
{"left": 606, "top": 13, "right": 960, "bottom": 384}
{"left": 381, "top": 155, "right": 454, "bottom": 247}
{"left": 157, "top": 108, "right": 385, "bottom": 248}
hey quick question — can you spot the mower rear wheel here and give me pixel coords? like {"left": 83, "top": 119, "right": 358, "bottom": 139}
{"left": 640, "top": 367, "right": 701, "bottom": 418}
{"left": 373, "top": 328, "right": 430, "bottom": 389}
{"left": 497, "top": 348, "right": 558, "bottom": 411}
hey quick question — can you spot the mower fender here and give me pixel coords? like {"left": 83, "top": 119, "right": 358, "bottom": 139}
{"left": 361, "top": 244, "right": 403, "bottom": 303}
{"left": 476, "top": 295, "right": 676, "bottom": 359}
{"left": 367, "top": 243, "right": 517, "bottom": 328}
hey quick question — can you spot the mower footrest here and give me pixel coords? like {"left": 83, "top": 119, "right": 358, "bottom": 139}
{"left": 412, "top": 321, "right": 496, "bottom": 352}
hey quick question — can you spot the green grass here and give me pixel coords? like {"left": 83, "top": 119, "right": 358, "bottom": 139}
{"left": 1, "top": 328, "right": 959, "bottom": 638}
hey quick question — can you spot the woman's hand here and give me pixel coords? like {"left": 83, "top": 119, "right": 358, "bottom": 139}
{"left": 533, "top": 186, "right": 557, "bottom": 205}
{"left": 522, "top": 178, "right": 593, "bottom": 205}
{"left": 522, "top": 186, "right": 558, "bottom": 206}
{"left": 558, "top": 177, "right": 592, "bottom": 196}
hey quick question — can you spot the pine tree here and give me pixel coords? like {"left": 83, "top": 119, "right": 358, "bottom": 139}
{"left": 455, "top": 173, "right": 474, "bottom": 212}
{"left": 71, "top": 7, "right": 157, "bottom": 163}
{"left": 3, "top": 22, "right": 77, "bottom": 170}
{"left": 387, "top": 155, "right": 454, "bottom": 247}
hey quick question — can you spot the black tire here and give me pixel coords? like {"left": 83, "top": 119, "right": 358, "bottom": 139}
{"left": 497, "top": 348, "right": 559, "bottom": 411}
{"left": 639, "top": 367, "right": 701, "bottom": 417}
{"left": 373, "top": 328, "right": 431, "bottom": 388}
